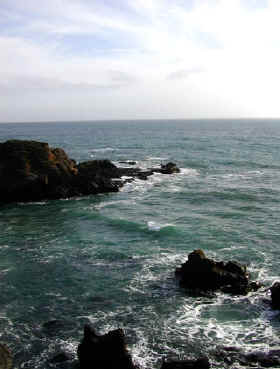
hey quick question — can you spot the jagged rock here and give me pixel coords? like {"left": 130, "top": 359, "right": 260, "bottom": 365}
{"left": 0, "top": 140, "right": 180, "bottom": 204}
{"left": 77, "top": 325, "right": 137, "bottom": 369}
{"left": 175, "top": 249, "right": 260, "bottom": 295}
{"left": 0, "top": 140, "right": 78, "bottom": 203}
{"left": 159, "top": 162, "right": 180, "bottom": 174}
{"left": 161, "top": 357, "right": 210, "bottom": 369}
{"left": 270, "top": 281, "right": 280, "bottom": 309}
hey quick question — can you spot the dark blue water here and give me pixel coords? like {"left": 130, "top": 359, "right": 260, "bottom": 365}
{"left": 1, "top": 119, "right": 280, "bottom": 368}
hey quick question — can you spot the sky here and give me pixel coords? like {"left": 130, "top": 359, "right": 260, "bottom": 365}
{"left": 1, "top": 0, "right": 280, "bottom": 122}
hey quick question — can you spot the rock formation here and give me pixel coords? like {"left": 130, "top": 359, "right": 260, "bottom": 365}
{"left": 175, "top": 249, "right": 261, "bottom": 295}
{"left": 77, "top": 325, "right": 137, "bottom": 369}
{"left": 0, "top": 140, "right": 180, "bottom": 205}
{"left": 270, "top": 281, "right": 280, "bottom": 309}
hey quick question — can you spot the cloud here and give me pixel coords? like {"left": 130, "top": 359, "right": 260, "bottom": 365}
{"left": 167, "top": 68, "right": 204, "bottom": 80}
{"left": 1, "top": 0, "right": 280, "bottom": 121}
{"left": 0, "top": 75, "right": 132, "bottom": 95}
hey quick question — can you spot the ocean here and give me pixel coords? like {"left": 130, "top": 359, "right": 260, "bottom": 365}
{"left": 1, "top": 119, "right": 280, "bottom": 368}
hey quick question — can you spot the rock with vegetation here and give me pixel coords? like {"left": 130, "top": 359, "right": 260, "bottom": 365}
{"left": 0, "top": 139, "right": 180, "bottom": 204}
{"left": 175, "top": 249, "right": 261, "bottom": 295}
{"left": 77, "top": 325, "right": 137, "bottom": 369}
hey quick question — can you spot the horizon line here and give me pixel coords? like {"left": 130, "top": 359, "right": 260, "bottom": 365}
{"left": 1, "top": 117, "right": 280, "bottom": 124}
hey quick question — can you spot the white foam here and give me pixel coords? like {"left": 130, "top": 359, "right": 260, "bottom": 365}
{"left": 147, "top": 221, "right": 173, "bottom": 232}
{"left": 221, "top": 171, "right": 264, "bottom": 181}
{"left": 179, "top": 168, "right": 200, "bottom": 176}
{"left": 91, "top": 147, "right": 117, "bottom": 153}
{"left": 146, "top": 156, "right": 169, "bottom": 161}
{"left": 19, "top": 201, "right": 47, "bottom": 206}
{"left": 95, "top": 199, "right": 136, "bottom": 210}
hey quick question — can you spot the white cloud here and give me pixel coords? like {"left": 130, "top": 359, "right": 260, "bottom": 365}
{"left": 1, "top": 0, "right": 280, "bottom": 121}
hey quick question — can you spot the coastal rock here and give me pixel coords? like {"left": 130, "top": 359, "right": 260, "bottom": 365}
{"left": 0, "top": 140, "right": 78, "bottom": 203}
{"left": 77, "top": 324, "right": 137, "bottom": 369}
{"left": 270, "top": 281, "right": 280, "bottom": 309}
{"left": 155, "top": 162, "right": 180, "bottom": 174}
{"left": 161, "top": 357, "right": 210, "bottom": 369}
{"left": 0, "top": 140, "right": 180, "bottom": 204}
{"left": 175, "top": 249, "right": 259, "bottom": 294}
{"left": 119, "top": 161, "right": 137, "bottom": 165}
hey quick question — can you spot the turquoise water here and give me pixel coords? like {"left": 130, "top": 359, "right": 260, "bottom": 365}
{"left": 1, "top": 119, "right": 280, "bottom": 368}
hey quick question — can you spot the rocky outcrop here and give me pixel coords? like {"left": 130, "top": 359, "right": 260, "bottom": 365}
{"left": 0, "top": 140, "right": 180, "bottom": 204}
{"left": 270, "top": 281, "right": 280, "bottom": 309}
{"left": 77, "top": 325, "right": 137, "bottom": 369}
{"left": 175, "top": 249, "right": 261, "bottom": 295}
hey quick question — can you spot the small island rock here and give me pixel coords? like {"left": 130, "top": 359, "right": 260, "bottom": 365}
{"left": 176, "top": 249, "right": 260, "bottom": 295}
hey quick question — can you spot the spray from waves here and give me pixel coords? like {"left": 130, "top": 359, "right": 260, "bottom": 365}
{"left": 179, "top": 168, "right": 200, "bottom": 177}
{"left": 147, "top": 221, "right": 174, "bottom": 232}
{"left": 95, "top": 199, "right": 136, "bottom": 210}
{"left": 121, "top": 167, "right": 199, "bottom": 194}
{"left": 90, "top": 147, "right": 117, "bottom": 153}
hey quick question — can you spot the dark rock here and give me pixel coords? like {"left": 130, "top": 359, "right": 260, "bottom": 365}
{"left": 49, "top": 352, "right": 73, "bottom": 363}
{"left": 270, "top": 281, "right": 280, "bottom": 309}
{"left": 212, "top": 346, "right": 280, "bottom": 368}
{"left": 77, "top": 324, "right": 137, "bottom": 369}
{"left": 0, "top": 140, "right": 78, "bottom": 203}
{"left": 244, "top": 350, "right": 280, "bottom": 367}
{"left": 0, "top": 140, "right": 180, "bottom": 204}
{"left": 153, "top": 162, "right": 180, "bottom": 174}
{"left": 176, "top": 249, "right": 260, "bottom": 295}
{"left": 161, "top": 356, "right": 210, "bottom": 369}
{"left": 119, "top": 161, "right": 137, "bottom": 165}
{"left": 160, "top": 162, "right": 180, "bottom": 174}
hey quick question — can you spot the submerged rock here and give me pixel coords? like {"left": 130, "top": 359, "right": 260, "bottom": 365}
{"left": 212, "top": 346, "right": 280, "bottom": 368}
{"left": 0, "top": 140, "right": 180, "bottom": 204}
{"left": 175, "top": 249, "right": 260, "bottom": 295}
{"left": 77, "top": 325, "right": 137, "bottom": 369}
{"left": 156, "top": 162, "right": 180, "bottom": 174}
{"left": 161, "top": 357, "right": 210, "bottom": 369}
{"left": 49, "top": 351, "right": 73, "bottom": 363}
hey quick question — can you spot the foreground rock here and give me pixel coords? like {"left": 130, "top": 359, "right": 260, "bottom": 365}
{"left": 270, "top": 281, "right": 280, "bottom": 309}
{"left": 175, "top": 249, "right": 261, "bottom": 295}
{"left": 0, "top": 140, "right": 180, "bottom": 204}
{"left": 77, "top": 325, "right": 137, "bottom": 369}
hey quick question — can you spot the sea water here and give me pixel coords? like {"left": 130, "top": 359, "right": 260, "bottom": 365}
{"left": 1, "top": 119, "right": 280, "bottom": 368}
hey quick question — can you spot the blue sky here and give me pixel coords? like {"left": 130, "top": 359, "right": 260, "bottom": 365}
{"left": 0, "top": 0, "right": 279, "bottom": 122}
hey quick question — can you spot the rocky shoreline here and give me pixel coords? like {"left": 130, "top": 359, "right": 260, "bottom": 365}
{"left": 69, "top": 251, "right": 279, "bottom": 369}
{"left": 0, "top": 140, "right": 179, "bottom": 205}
